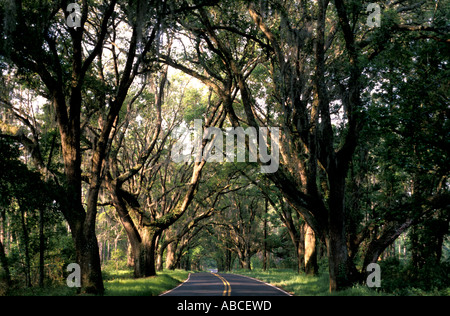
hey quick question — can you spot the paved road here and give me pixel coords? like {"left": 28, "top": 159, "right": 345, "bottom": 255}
{"left": 161, "top": 273, "right": 291, "bottom": 296}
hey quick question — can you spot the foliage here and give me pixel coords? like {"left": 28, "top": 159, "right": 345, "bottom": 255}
{"left": 0, "top": 0, "right": 448, "bottom": 295}
{"left": 379, "top": 257, "right": 450, "bottom": 296}
{"left": 0, "top": 138, "right": 72, "bottom": 291}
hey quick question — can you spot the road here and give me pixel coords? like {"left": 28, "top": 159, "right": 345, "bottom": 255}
{"left": 161, "top": 273, "right": 291, "bottom": 296}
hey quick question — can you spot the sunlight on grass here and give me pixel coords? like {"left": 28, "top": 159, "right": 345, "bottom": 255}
{"left": 234, "top": 269, "right": 384, "bottom": 296}
{"left": 104, "top": 269, "right": 190, "bottom": 296}
{"left": 7, "top": 269, "right": 190, "bottom": 296}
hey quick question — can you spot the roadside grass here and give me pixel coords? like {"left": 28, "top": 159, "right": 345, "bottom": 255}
{"left": 6, "top": 268, "right": 189, "bottom": 296}
{"left": 104, "top": 269, "right": 190, "bottom": 296}
{"left": 233, "top": 269, "right": 384, "bottom": 296}
{"left": 7, "top": 284, "right": 78, "bottom": 296}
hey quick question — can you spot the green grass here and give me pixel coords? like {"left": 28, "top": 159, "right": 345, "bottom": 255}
{"left": 233, "top": 269, "right": 384, "bottom": 296}
{"left": 6, "top": 268, "right": 190, "bottom": 296}
{"left": 104, "top": 269, "right": 190, "bottom": 296}
{"left": 7, "top": 285, "right": 79, "bottom": 296}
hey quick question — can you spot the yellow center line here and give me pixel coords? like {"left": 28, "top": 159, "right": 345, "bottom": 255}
{"left": 212, "top": 273, "right": 231, "bottom": 296}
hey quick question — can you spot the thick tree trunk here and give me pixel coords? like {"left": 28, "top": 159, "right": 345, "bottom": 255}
{"left": 125, "top": 230, "right": 156, "bottom": 278}
{"left": 79, "top": 241, "right": 103, "bottom": 294}
{"left": 326, "top": 174, "right": 351, "bottom": 292}
{"left": 326, "top": 206, "right": 353, "bottom": 291}
{"left": 156, "top": 251, "right": 164, "bottom": 272}
{"left": 134, "top": 244, "right": 152, "bottom": 278}
{"left": 326, "top": 229, "right": 350, "bottom": 291}
{"left": 108, "top": 185, "right": 154, "bottom": 278}
{"left": 133, "top": 229, "right": 159, "bottom": 278}
{"left": 304, "top": 224, "right": 318, "bottom": 275}
{"left": 165, "top": 243, "right": 176, "bottom": 270}
{"left": 63, "top": 195, "right": 104, "bottom": 294}
{"left": 71, "top": 220, "right": 104, "bottom": 294}
{"left": 58, "top": 113, "right": 105, "bottom": 294}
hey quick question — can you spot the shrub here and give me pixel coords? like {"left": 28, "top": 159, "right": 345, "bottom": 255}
{"left": 379, "top": 257, "right": 450, "bottom": 295}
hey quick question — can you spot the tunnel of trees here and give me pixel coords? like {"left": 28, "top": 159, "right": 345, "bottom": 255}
{"left": 0, "top": 0, "right": 449, "bottom": 295}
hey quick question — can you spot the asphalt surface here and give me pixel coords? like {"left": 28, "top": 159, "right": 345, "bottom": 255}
{"left": 161, "top": 273, "right": 291, "bottom": 296}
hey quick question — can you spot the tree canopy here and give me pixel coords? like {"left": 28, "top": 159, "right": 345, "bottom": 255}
{"left": 0, "top": 0, "right": 448, "bottom": 295}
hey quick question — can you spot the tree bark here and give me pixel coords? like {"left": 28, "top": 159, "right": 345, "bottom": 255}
{"left": 165, "top": 243, "right": 177, "bottom": 270}
{"left": 326, "top": 173, "right": 352, "bottom": 291}
{"left": 286, "top": 221, "right": 303, "bottom": 274}
{"left": 108, "top": 184, "right": 152, "bottom": 278}
{"left": 244, "top": 248, "right": 252, "bottom": 270}
{"left": 19, "top": 208, "right": 31, "bottom": 288}
{"left": 39, "top": 207, "right": 45, "bottom": 287}
{"left": 263, "top": 198, "right": 268, "bottom": 271}
{"left": 304, "top": 224, "right": 318, "bottom": 275}
{"left": 133, "top": 228, "right": 159, "bottom": 278}
{"left": 61, "top": 152, "right": 104, "bottom": 294}
{"left": 156, "top": 249, "right": 164, "bottom": 272}
{"left": 73, "top": 227, "right": 104, "bottom": 294}
{"left": 0, "top": 239, "right": 11, "bottom": 289}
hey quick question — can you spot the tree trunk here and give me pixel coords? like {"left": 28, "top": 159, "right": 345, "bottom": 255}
{"left": 362, "top": 219, "right": 414, "bottom": 271}
{"left": 39, "top": 207, "right": 45, "bottom": 287}
{"left": 243, "top": 248, "right": 252, "bottom": 270}
{"left": 225, "top": 247, "right": 232, "bottom": 272}
{"left": 71, "top": 222, "right": 104, "bottom": 294}
{"left": 156, "top": 251, "right": 164, "bottom": 272}
{"left": 304, "top": 224, "right": 318, "bottom": 275}
{"left": 61, "top": 173, "right": 104, "bottom": 294}
{"left": 289, "top": 225, "right": 304, "bottom": 274}
{"left": 0, "top": 239, "right": 11, "bottom": 289}
{"left": 108, "top": 185, "right": 159, "bottom": 278}
{"left": 263, "top": 198, "right": 268, "bottom": 271}
{"left": 297, "top": 244, "right": 304, "bottom": 274}
{"left": 326, "top": 195, "right": 354, "bottom": 291}
{"left": 127, "top": 231, "right": 154, "bottom": 278}
{"left": 134, "top": 243, "right": 152, "bottom": 278}
{"left": 19, "top": 208, "right": 31, "bottom": 288}
{"left": 58, "top": 119, "right": 105, "bottom": 294}
{"left": 133, "top": 228, "right": 159, "bottom": 278}
{"left": 165, "top": 243, "right": 176, "bottom": 270}
{"left": 322, "top": 174, "right": 361, "bottom": 291}
{"left": 127, "top": 243, "right": 134, "bottom": 267}
{"left": 326, "top": 232, "right": 350, "bottom": 291}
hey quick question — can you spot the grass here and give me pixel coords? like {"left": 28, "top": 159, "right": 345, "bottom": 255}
{"left": 233, "top": 269, "right": 384, "bottom": 296}
{"left": 6, "top": 268, "right": 190, "bottom": 296}
{"left": 7, "top": 285, "right": 79, "bottom": 296}
{"left": 104, "top": 269, "right": 190, "bottom": 296}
